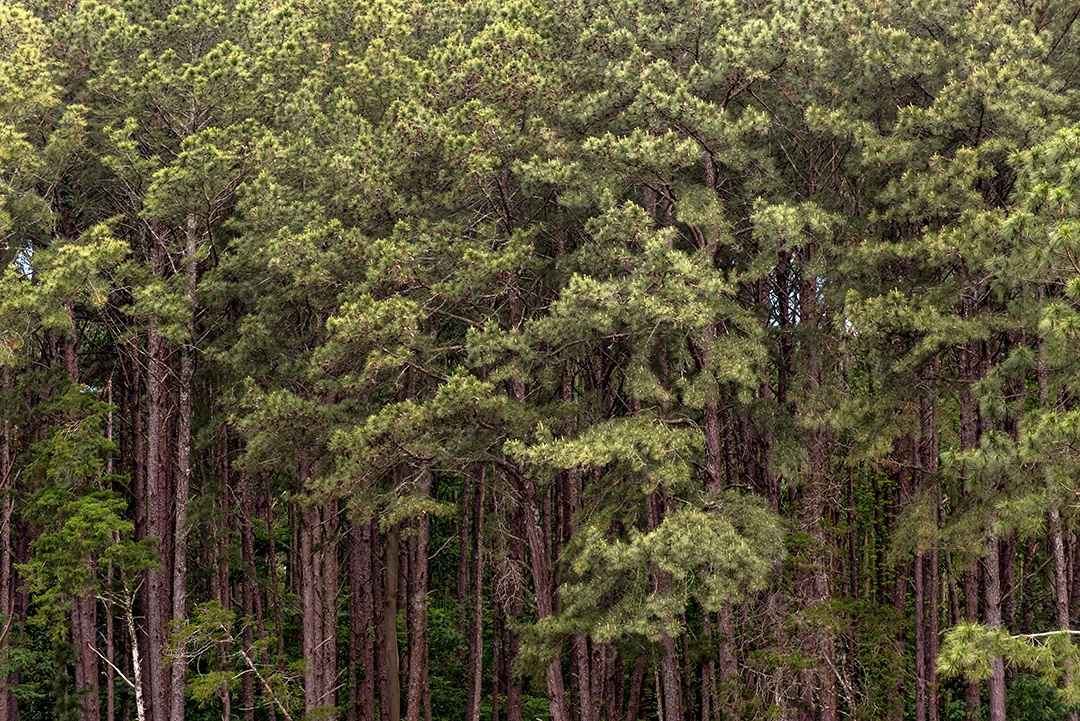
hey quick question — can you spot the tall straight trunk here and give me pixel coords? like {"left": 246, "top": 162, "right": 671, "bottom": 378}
{"left": 914, "top": 380, "right": 939, "bottom": 721}
{"left": 959, "top": 343, "right": 981, "bottom": 721}
{"left": 1, "top": 370, "right": 16, "bottom": 721}
{"left": 465, "top": 473, "right": 485, "bottom": 721}
{"left": 300, "top": 479, "right": 339, "bottom": 714}
{"left": 625, "top": 658, "right": 646, "bottom": 721}
{"left": 349, "top": 519, "right": 376, "bottom": 721}
{"left": 574, "top": 634, "right": 592, "bottom": 721}
{"left": 373, "top": 520, "right": 390, "bottom": 721}
{"left": 146, "top": 308, "right": 172, "bottom": 721}
{"left": 1035, "top": 289, "right": 1079, "bottom": 721}
{"left": 717, "top": 605, "right": 738, "bottom": 721}
{"left": 915, "top": 555, "right": 927, "bottom": 721}
{"left": 458, "top": 476, "right": 473, "bottom": 609}
{"left": 240, "top": 472, "right": 258, "bottom": 721}
{"left": 124, "top": 593, "right": 149, "bottom": 721}
{"left": 507, "top": 506, "right": 525, "bottom": 721}
{"left": 700, "top": 618, "right": 716, "bottom": 721}
{"left": 106, "top": 597, "right": 115, "bottom": 721}
{"left": 62, "top": 312, "right": 101, "bottom": 721}
{"left": 603, "top": 645, "right": 621, "bottom": 721}
{"left": 519, "top": 469, "right": 569, "bottom": 721}
{"left": 643, "top": 490, "right": 681, "bottom": 721}
{"left": 210, "top": 429, "right": 231, "bottom": 721}
{"left": 105, "top": 381, "right": 116, "bottom": 721}
{"left": 169, "top": 218, "right": 197, "bottom": 721}
{"left": 984, "top": 523, "right": 1006, "bottom": 721}
{"left": 1049, "top": 508, "right": 1077, "bottom": 721}
{"left": 406, "top": 466, "right": 433, "bottom": 721}
{"left": 383, "top": 523, "right": 402, "bottom": 721}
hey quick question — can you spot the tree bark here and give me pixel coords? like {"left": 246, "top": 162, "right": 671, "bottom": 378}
{"left": 465, "top": 472, "right": 485, "bottom": 721}
{"left": 300, "top": 479, "right": 339, "bottom": 714}
{"left": 145, "top": 317, "right": 171, "bottom": 721}
{"left": 1, "top": 369, "right": 17, "bottom": 721}
{"left": 169, "top": 225, "right": 197, "bottom": 721}
{"left": 384, "top": 522, "right": 402, "bottom": 721}
{"left": 406, "top": 466, "right": 432, "bottom": 721}
{"left": 520, "top": 470, "right": 569, "bottom": 721}
{"left": 240, "top": 471, "right": 258, "bottom": 721}
{"left": 984, "top": 523, "right": 1006, "bottom": 721}
{"left": 348, "top": 517, "right": 376, "bottom": 721}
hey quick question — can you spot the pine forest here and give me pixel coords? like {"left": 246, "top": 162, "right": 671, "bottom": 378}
{"left": 6, "top": 0, "right": 1080, "bottom": 719}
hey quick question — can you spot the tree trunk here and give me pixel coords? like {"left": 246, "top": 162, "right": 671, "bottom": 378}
{"left": 984, "top": 523, "right": 1006, "bottom": 721}
{"left": 383, "top": 522, "right": 402, "bottom": 721}
{"left": 625, "top": 658, "right": 646, "bottom": 721}
{"left": 960, "top": 343, "right": 981, "bottom": 721}
{"left": 465, "top": 472, "right": 485, "bottom": 721}
{"left": 348, "top": 517, "right": 376, "bottom": 721}
{"left": 300, "top": 481, "right": 339, "bottom": 714}
{"left": 62, "top": 311, "right": 101, "bottom": 721}
{"left": 520, "top": 469, "right": 571, "bottom": 721}
{"left": 240, "top": 472, "right": 258, "bottom": 721}
{"left": 406, "top": 466, "right": 432, "bottom": 721}
{"left": 1, "top": 369, "right": 16, "bottom": 721}
{"left": 169, "top": 287, "right": 196, "bottom": 721}
{"left": 145, "top": 317, "right": 171, "bottom": 721}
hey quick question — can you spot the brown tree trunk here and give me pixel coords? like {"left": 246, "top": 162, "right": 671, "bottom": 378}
{"left": 62, "top": 312, "right": 101, "bottom": 721}
{"left": 383, "top": 522, "right": 402, "bottom": 721}
{"left": 574, "top": 634, "right": 592, "bottom": 721}
{"left": 985, "top": 524, "right": 1006, "bottom": 721}
{"left": 625, "top": 658, "right": 646, "bottom": 721}
{"left": 145, "top": 317, "right": 171, "bottom": 721}
{"left": 465, "top": 473, "right": 485, "bottom": 721}
{"left": 300, "top": 480, "right": 339, "bottom": 714}
{"left": 519, "top": 471, "right": 568, "bottom": 721}
{"left": 240, "top": 471, "right": 258, "bottom": 721}
{"left": 169, "top": 314, "right": 196, "bottom": 721}
{"left": 0, "top": 367, "right": 15, "bottom": 721}
{"left": 959, "top": 343, "right": 981, "bottom": 721}
{"left": 348, "top": 518, "right": 375, "bottom": 721}
{"left": 406, "top": 466, "right": 433, "bottom": 721}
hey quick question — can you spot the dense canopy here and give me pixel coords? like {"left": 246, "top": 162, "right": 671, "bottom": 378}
{"left": 3, "top": 0, "right": 1080, "bottom": 720}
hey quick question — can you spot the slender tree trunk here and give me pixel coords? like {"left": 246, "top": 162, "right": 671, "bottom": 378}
{"left": 124, "top": 593, "right": 149, "bottom": 721}
{"left": 985, "top": 523, "right": 1006, "bottom": 721}
{"left": 625, "top": 658, "right": 646, "bottom": 721}
{"left": 604, "top": 645, "right": 621, "bottom": 721}
{"left": 520, "top": 470, "right": 571, "bottom": 721}
{"left": 465, "top": 473, "right": 485, "bottom": 721}
{"left": 406, "top": 466, "right": 433, "bottom": 721}
{"left": 915, "top": 554, "right": 927, "bottom": 721}
{"left": 348, "top": 517, "right": 375, "bottom": 721}
{"left": 384, "top": 522, "right": 402, "bottom": 721}
{"left": 1, "top": 369, "right": 16, "bottom": 721}
{"left": 960, "top": 343, "right": 981, "bottom": 721}
{"left": 61, "top": 310, "right": 101, "bottom": 721}
{"left": 300, "top": 477, "right": 339, "bottom": 714}
{"left": 373, "top": 519, "right": 390, "bottom": 721}
{"left": 146, "top": 315, "right": 171, "bottom": 721}
{"left": 240, "top": 471, "right": 258, "bottom": 721}
{"left": 575, "top": 634, "right": 592, "bottom": 721}
{"left": 169, "top": 221, "right": 197, "bottom": 721}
